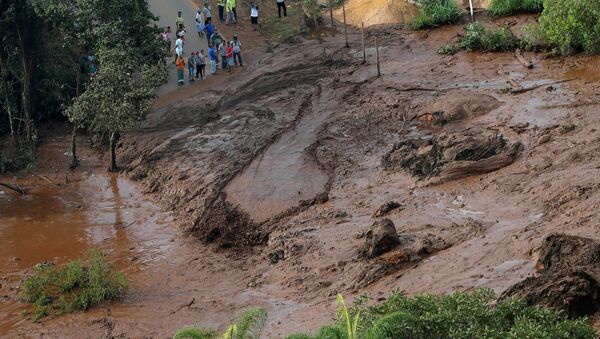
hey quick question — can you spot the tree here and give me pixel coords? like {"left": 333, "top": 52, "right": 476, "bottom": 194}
{"left": 66, "top": 49, "right": 166, "bottom": 171}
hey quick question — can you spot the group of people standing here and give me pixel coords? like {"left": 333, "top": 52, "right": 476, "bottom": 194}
{"left": 163, "top": 2, "right": 253, "bottom": 86}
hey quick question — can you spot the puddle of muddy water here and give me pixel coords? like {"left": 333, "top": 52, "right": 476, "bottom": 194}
{"left": 565, "top": 57, "right": 600, "bottom": 83}
{"left": 0, "top": 174, "right": 173, "bottom": 334}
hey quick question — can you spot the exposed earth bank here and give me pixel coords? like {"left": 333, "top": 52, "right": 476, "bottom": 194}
{"left": 6, "top": 14, "right": 600, "bottom": 337}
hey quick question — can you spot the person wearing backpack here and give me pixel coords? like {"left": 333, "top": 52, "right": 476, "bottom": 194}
{"left": 231, "top": 36, "right": 243, "bottom": 67}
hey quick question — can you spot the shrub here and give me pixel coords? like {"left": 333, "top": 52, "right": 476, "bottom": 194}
{"left": 438, "top": 43, "right": 459, "bottom": 55}
{"left": 173, "top": 307, "right": 268, "bottom": 339}
{"left": 22, "top": 250, "right": 127, "bottom": 320}
{"left": 539, "top": 0, "right": 600, "bottom": 54}
{"left": 489, "top": 0, "right": 543, "bottom": 16}
{"left": 412, "top": 0, "right": 462, "bottom": 29}
{"left": 459, "top": 22, "right": 519, "bottom": 52}
{"left": 287, "top": 289, "right": 596, "bottom": 339}
{"left": 519, "top": 23, "right": 548, "bottom": 51}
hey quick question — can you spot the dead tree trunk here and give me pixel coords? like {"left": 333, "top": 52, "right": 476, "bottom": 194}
{"left": 70, "top": 126, "right": 79, "bottom": 170}
{"left": 108, "top": 131, "right": 119, "bottom": 172}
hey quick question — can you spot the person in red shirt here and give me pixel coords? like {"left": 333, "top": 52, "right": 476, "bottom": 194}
{"left": 225, "top": 41, "right": 234, "bottom": 73}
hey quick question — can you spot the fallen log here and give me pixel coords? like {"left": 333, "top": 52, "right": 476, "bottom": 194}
{"left": 425, "top": 142, "right": 522, "bottom": 186}
{"left": 510, "top": 78, "right": 576, "bottom": 94}
{"left": 0, "top": 182, "right": 26, "bottom": 195}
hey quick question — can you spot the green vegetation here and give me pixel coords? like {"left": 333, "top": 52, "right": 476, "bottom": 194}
{"left": 287, "top": 289, "right": 596, "bottom": 339}
{"left": 412, "top": 0, "right": 462, "bottom": 30}
{"left": 489, "top": 0, "right": 543, "bottom": 16}
{"left": 438, "top": 43, "right": 459, "bottom": 55}
{"left": 173, "top": 307, "right": 268, "bottom": 339}
{"left": 22, "top": 250, "right": 127, "bottom": 320}
{"left": 263, "top": 7, "right": 307, "bottom": 44}
{"left": 0, "top": 0, "right": 167, "bottom": 173}
{"left": 539, "top": 0, "right": 600, "bottom": 54}
{"left": 459, "top": 22, "right": 519, "bottom": 52}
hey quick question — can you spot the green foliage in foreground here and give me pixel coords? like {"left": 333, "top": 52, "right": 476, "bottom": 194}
{"left": 539, "top": 0, "right": 600, "bottom": 54}
{"left": 173, "top": 307, "right": 267, "bottom": 339}
{"left": 413, "top": 0, "right": 462, "bottom": 29}
{"left": 23, "top": 250, "right": 127, "bottom": 320}
{"left": 287, "top": 289, "right": 596, "bottom": 339}
{"left": 489, "top": 0, "right": 543, "bottom": 16}
{"left": 459, "top": 22, "right": 520, "bottom": 52}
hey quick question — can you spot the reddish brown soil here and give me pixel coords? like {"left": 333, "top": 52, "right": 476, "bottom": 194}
{"left": 4, "top": 12, "right": 600, "bottom": 338}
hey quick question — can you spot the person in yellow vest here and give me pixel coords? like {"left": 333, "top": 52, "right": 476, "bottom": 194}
{"left": 226, "top": 0, "right": 237, "bottom": 24}
{"left": 217, "top": 0, "right": 225, "bottom": 22}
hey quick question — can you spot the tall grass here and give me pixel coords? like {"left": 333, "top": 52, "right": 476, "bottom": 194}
{"left": 459, "top": 22, "right": 519, "bottom": 52}
{"left": 173, "top": 307, "right": 268, "bottom": 339}
{"left": 489, "top": 0, "right": 543, "bottom": 16}
{"left": 22, "top": 250, "right": 127, "bottom": 320}
{"left": 412, "top": 0, "right": 462, "bottom": 29}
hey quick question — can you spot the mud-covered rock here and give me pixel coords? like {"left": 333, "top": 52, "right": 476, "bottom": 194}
{"left": 373, "top": 201, "right": 403, "bottom": 218}
{"left": 364, "top": 219, "right": 400, "bottom": 258}
{"left": 419, "top": 91, "right": 502, "bottom": 125}
{"left": 502, "top": 234, "right": 600, "bottom": 317}
{"left": 383, "top": 130, "right": 521, "bottom": 183}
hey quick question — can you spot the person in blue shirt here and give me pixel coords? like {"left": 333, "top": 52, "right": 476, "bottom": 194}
{"left": 204, "top": 22, "right": 216, "bottom": 45}
{"left": 208, "top": 44, "right": 217, "bottom": 75}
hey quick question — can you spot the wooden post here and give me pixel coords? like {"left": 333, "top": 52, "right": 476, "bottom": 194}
{"left": 361, "top": 22, "right": 366, "bottom": 64}
{"left": 329, "top": 0, "right": 334, "bottom": 30}
{"left": 343, "top": 4, "right": 349, "bottom": 48}
{"left": 375, "top": 36, "right": 380, "bottom": 77}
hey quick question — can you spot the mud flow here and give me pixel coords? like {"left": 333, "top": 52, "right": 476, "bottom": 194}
{"left": 0, "top": 173, "right": 173, "bottom": 334}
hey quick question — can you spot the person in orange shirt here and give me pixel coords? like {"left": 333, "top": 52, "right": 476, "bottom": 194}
{"left": 176, "top": 55, "right": 186, "bottom": 85}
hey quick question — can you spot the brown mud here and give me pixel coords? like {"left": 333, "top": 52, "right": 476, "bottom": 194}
{"left": 5, "top": 12, "right": 600, "bottom": 338}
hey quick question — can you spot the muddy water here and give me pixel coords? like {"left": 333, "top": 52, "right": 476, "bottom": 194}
{"left": 565, "top": 57, "right": 600, "bottom": 83}
{"left": 0, "top": 174, "right": 173, "bottom": 334}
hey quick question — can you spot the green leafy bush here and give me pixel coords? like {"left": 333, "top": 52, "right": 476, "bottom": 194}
{"left": 173, "top": 307, "right": 267, "bottom": 339}
{"left": 438, "top": 43, "right": 459, "bottom": 55}
{"left": 539, "top": 0, "right": 600, "bottom": 54}
{"left": 23, "top": 250, "right": 127, "bottom": 319}
{"left": 459, "top": 22, "right": 519, "bottom": 52}
{"left": 287, "top": 289, "right": 596, "bottom": 339}
{"left": 413, "top": 0, "right": 462, "bottom": 29}
{"left": 489, "top": 0, "right": 543, "bottom": 16}
{"left": 519, "top": 23, "right": 548, "bottom": 51}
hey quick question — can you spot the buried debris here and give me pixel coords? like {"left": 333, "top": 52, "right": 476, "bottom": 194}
{"left": 418, "top": 91, "right": 502, "bottom": 125}
{"left": 383, "top": 130, "right": 521, "bottom": 184}
{"left": 363, "top": 219, "right": 401, "bottom": 258}
{"left": 502, "top": 234, "right": 600, "bottom": 317}
{"left": 373, "top": 201, "right": 403, "bottom": 218}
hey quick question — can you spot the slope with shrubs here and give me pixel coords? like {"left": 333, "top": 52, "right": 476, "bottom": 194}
{"left": 413, "top": 0, "right": 462, "bottom": 29}
{"left": 286, "top": 290, "right": 595, "bottom": 339}
{"left": 539, "top": 0, "right": 600, "bottom": 54}
{"left": 489, "top": 0, "right": 543, "bottom": 16}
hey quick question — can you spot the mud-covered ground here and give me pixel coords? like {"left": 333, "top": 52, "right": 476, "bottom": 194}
{"left": 5, "top": 13, "right": 600, "bottom": 337}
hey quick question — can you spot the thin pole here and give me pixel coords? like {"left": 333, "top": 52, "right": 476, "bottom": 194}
{"left": 330, "top": 0, "right": 334, "bottom": 30}
{"left": 469, "top": 0, "right": 474, "bottom": 22}
{"left": 361, "top": 22, "right": 366, "bottom": 64}
{"left": 375, "top": 36, "right": 380, "bottom": 77}
{"left": 343, "top": 4, "right": 349, "bottom": 48}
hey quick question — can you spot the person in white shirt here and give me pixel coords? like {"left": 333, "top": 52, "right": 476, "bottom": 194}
{"left": 195, "top": 9, "right": 204, "bottom": 37}
{"left": 203, "top": 3, "right": 212, "bottom": 24}
{"left": 174, "top": 37, "right": 183, "bottom": 63}
{"left": 250, "top": 2, "right": 259, "bottom": 30}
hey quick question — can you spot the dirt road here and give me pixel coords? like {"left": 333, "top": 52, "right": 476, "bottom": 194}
{"left": 150, "top": 0, "right": 208, "bottom": 94}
